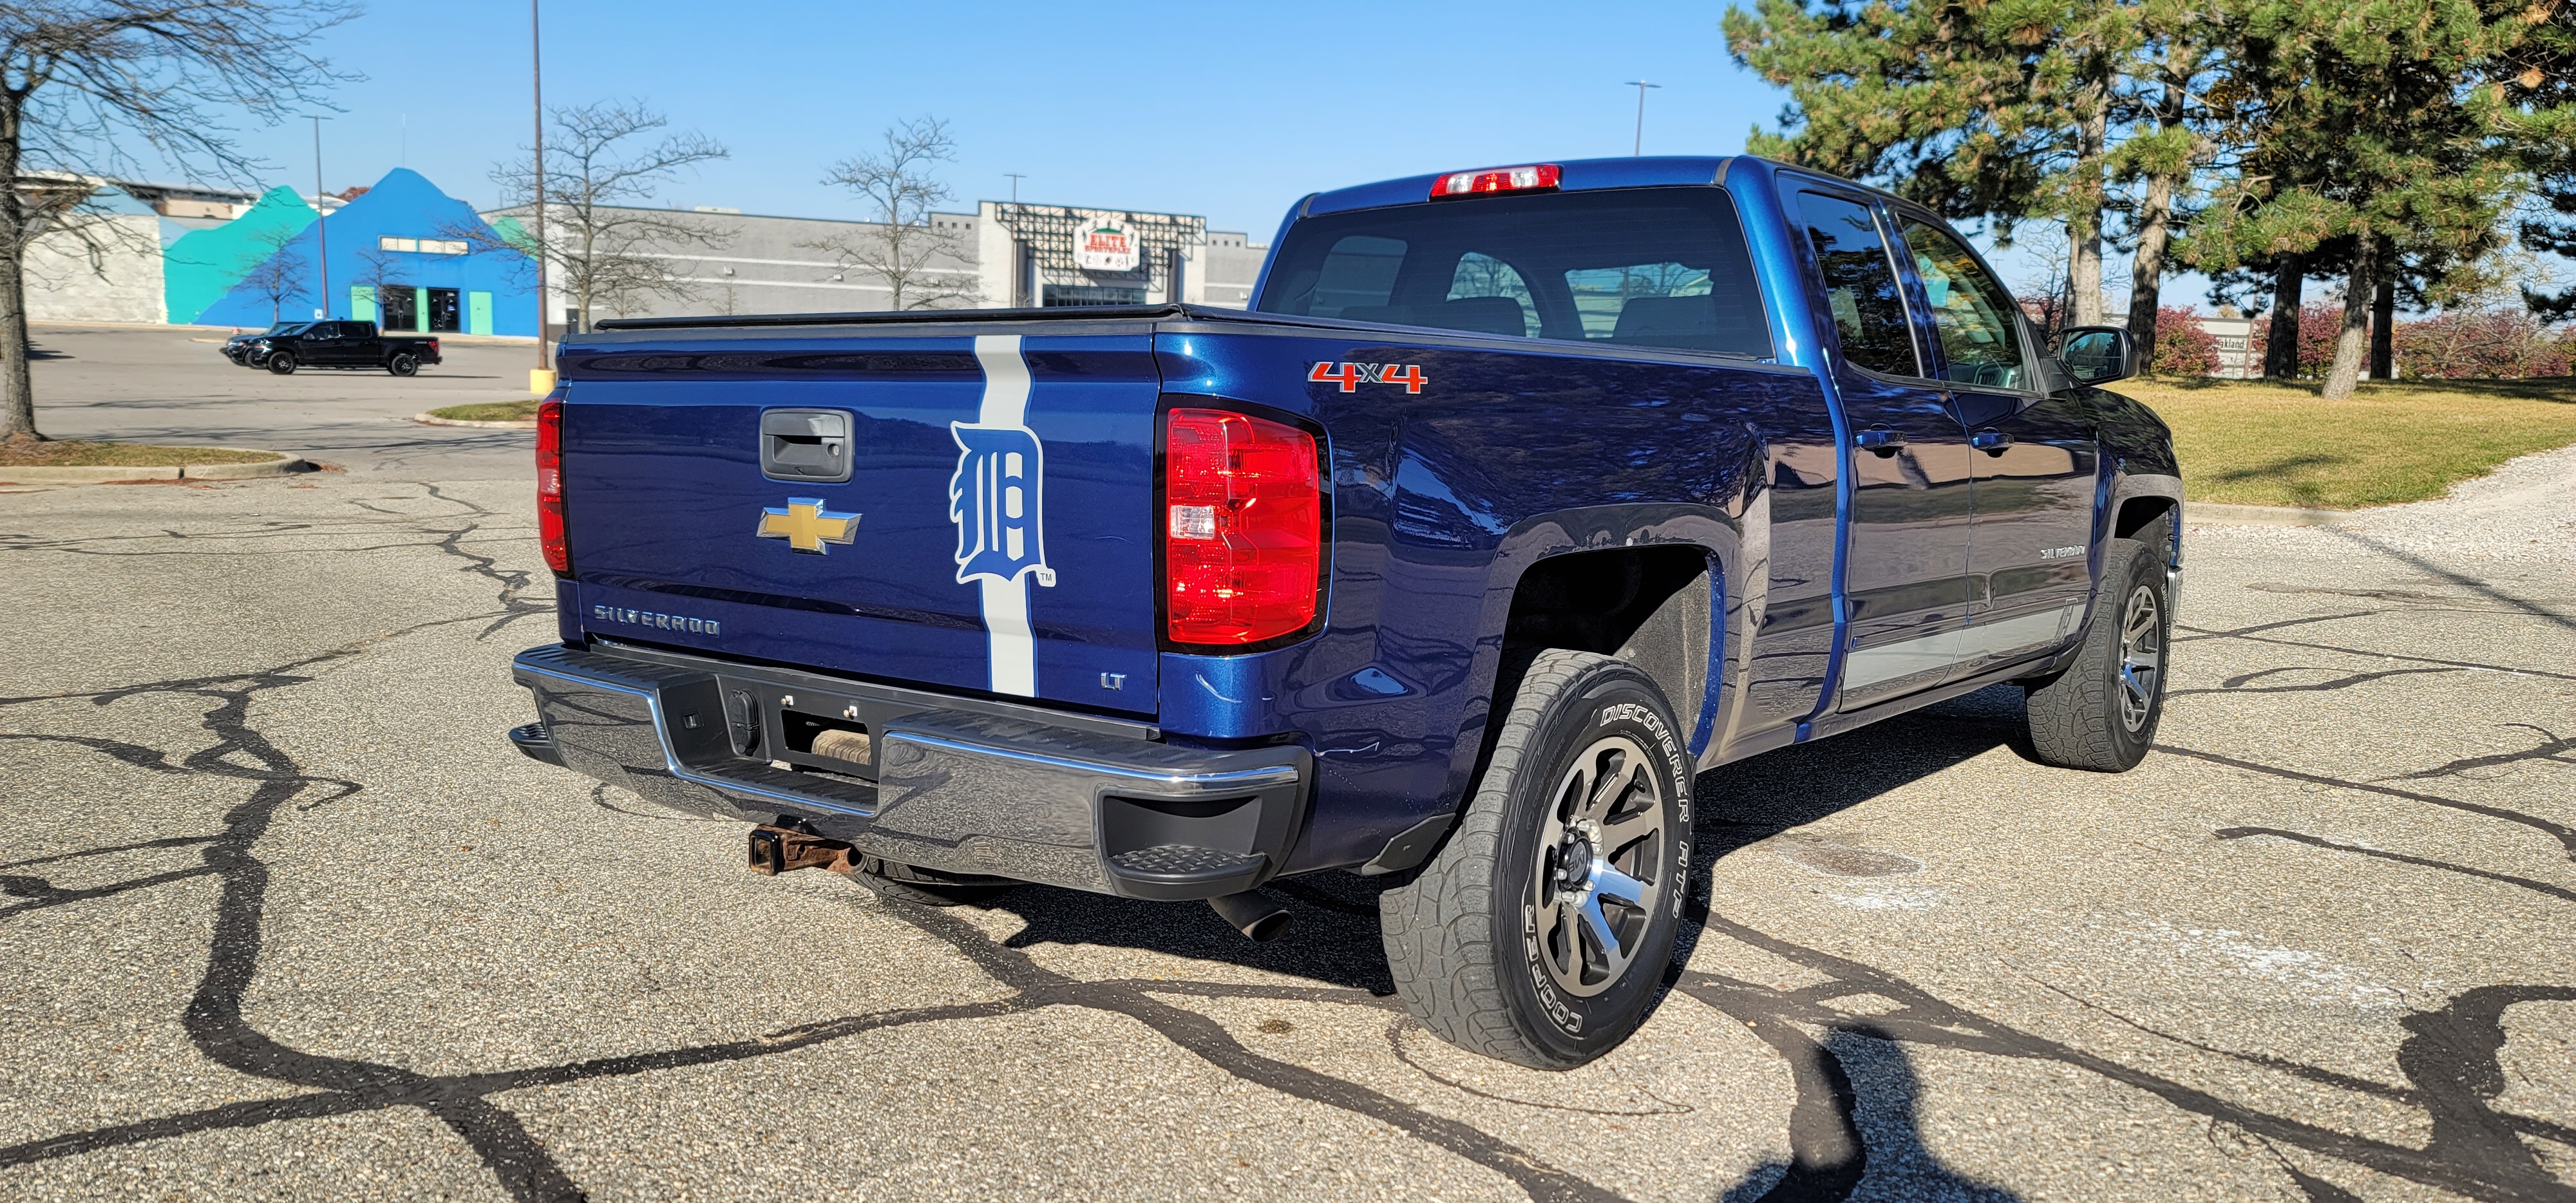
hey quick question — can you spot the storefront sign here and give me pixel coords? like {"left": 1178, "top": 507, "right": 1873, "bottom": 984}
{"left": 1073, "top": 220, "right": 1140, "bottom": 272}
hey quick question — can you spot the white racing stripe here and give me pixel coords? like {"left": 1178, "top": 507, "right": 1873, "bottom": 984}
{"left": 972, "top": 335, "right": 1037, "bottom": 696}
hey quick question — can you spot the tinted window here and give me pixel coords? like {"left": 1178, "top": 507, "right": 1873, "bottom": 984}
{"left": 1259, "top": 189, "right": 1772, "bottom": 357}
{"left": 1793, "top": 191, "right": 1918, "bottom": 377}
{"left": 1900, "top": 219, "right": 2029, "bottom": 389}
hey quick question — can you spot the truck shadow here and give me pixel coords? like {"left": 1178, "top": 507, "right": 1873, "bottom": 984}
{"left": 956, "top": 684, "right": 2033, "bottom": 997}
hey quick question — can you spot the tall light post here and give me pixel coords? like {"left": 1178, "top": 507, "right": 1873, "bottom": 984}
{"left": 530, "top": 0, "right": 552, "bottom": 392}
{"left": 1625, "top": 80, "right": 1660, "bottom": 156}
{"left": 309, "top": 116, "right": 329, "bottom": 319}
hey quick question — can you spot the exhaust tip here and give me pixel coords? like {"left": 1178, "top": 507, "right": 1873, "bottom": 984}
{"left": 1208, "top": 891, "right": 1293, "bottom": 942}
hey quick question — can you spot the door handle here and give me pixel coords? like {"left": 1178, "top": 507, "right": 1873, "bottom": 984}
{"left": 1854, "top": 426, "right": 1906, "bottom": 456}
{"left": 1971, "top": 430, "right": 2014, "bottom": 454}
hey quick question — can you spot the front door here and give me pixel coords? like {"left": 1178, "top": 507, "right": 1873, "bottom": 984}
{"left": 427, "top": 288, "right": 461, "bottom": 332}
{"left": 1787, "top": 187, "right": 1975, "bottom": 712}
{"left": 303, "top": 322, "right": 349, "bottom": 364}
{"left": 1893, "top": 216, "right": 2101, "bottom": 677}
{"left": 380, "top": 287, "right": 418, "bottom": 334}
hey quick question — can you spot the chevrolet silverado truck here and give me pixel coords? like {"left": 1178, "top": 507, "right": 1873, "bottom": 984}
{"left": 507, "top": 155, "right": 2181, "bottom": 1068}
{"left": 234, "top": 320, "right": 442, "bottom": 376}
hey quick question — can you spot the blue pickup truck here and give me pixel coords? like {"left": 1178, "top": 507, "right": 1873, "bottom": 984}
{"left": 509, "top": 155, "right": 2181, "bottom": 1068}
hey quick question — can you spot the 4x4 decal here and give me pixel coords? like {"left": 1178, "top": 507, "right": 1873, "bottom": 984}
{"left": 1309, "top": 361, "right": 1428, "bottom": 394}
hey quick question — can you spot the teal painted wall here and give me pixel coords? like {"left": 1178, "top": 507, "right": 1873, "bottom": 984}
{"left": 162, "top": 187, "right": 317, "bottom": 326}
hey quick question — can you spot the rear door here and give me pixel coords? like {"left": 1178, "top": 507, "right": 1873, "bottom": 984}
{"left": 558, "top": 326, "right": 1162, "bottom": 717}
{"left": 1786, "top": 187, "right": 1975, "bottom": 712}
{"left": 1891, "top": 216, "right": 2099, "bottom": 677}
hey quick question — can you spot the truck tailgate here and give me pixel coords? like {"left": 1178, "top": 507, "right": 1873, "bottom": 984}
{"left": 558, "top": 329, "right": 1159, "bottom": 717}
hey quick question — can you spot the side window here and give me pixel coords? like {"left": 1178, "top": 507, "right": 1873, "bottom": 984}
{"left": 1306, "top": 235, "right": 1406, "bottom": 317}
{"left": 1445, "top": 252, "right": 1537, "bottom": 337}
{"left": 1793, "top": 191, "right": 1919, "bottom": 378}
{"left": 1900, "top": 220, "right": 2028, "bottom": 389}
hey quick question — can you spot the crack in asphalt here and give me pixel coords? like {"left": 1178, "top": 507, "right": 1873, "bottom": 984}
{"left": 2, "top": 493, "right": 2571, "bottom": 1201}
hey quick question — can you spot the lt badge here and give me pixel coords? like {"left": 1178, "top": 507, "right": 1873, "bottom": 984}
{"left": 755, "top": 498, "right": 860, "bottom": 554}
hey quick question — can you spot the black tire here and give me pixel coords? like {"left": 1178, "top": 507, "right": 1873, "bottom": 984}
{"left": 388, "top": 353, "right": 419, "bottom": 377}
{"left": 265, "top": 352, "right": 296, "bottom": 375}
{"left": 852, "top": 854, "right": 1016, "bottom": 907}
{"left": 1379, "top": 649, "right": 1692, "bottom": 1069}
{"left": 2024, "top": 522, "right": 2174, "bottom": 771}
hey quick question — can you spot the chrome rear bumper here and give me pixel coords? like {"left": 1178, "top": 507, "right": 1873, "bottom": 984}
{"left": 510, "top": 643, "right": 1309, "bottom": 900}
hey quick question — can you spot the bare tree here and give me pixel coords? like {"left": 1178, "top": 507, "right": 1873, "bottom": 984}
{"left": 803, "top": 117, "right": 978, "bottom": 310}
{"left": 0, "top": 1, "right": 357, "bottom": 441}
{"left": 233, "top": 222, "right": 310, "bottom": 327}
{"left": 350, "top": 243, "right": 410, "bottom": 329}
{"left": 479, "top": 100, "right": 728, "bottom": 335}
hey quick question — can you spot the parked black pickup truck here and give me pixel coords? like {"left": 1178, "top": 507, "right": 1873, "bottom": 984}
{"left": 229, "top": 321, "right": 442, "bottom": 376}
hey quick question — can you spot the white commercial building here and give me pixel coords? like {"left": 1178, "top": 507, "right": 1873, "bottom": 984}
{"left": 487, "top": 199, "right": 1268, "bottom": 336}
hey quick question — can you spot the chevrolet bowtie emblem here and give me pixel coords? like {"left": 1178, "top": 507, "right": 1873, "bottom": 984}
{"left": 756, "top": 498, "right": 860, "bottom": 554}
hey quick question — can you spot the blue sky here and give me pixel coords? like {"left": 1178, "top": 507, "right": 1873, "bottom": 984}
{"left": 185, "top": 0, "right": 2204, "bottom": 306}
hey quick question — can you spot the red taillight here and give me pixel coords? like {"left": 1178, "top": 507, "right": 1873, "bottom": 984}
{"left": 1164, "top": 407, "right": 1323, "bottom": 646}
{"left": 1429, "top": 163, "right": 1562, "bottom": 200}
{"left": 535, "top": 395, "right": 571, "bottom": 575}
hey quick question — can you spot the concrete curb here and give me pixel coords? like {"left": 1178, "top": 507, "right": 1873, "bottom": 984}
{"left": 412, "top": 412, "right": 538, "bottom": 430}
{"left": 2190, "top": 502, "right": 2358, "bottom": 527}
{"left": 0, "top": 451, "right": 316, "bottom": 485}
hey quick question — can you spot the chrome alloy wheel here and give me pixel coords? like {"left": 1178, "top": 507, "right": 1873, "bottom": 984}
{"left": 2117, "top": 583, "right": 2164, "bottom": 732}
{"left": 1530, "top": 734, "right": 1668, "bottom": 998}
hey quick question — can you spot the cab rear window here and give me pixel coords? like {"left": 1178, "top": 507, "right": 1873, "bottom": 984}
{"left": 1258, "top": 189, "right": 1773, "bottom": 358}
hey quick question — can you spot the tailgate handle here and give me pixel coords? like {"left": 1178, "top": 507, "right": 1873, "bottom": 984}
{"left": 761, "top": 409, "right": 854, "bottom": 483}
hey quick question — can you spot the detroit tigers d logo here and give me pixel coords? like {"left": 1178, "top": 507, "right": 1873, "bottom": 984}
{"left": 948, "top": 424, "right": 1054, "bottom": 589}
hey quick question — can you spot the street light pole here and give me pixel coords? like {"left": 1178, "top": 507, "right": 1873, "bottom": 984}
{"left": 309, "top": 116, "right": 329, "bottom": 319}
{"left": 1625, "top": 81, "right": 1661, "bottom": 156}
{"left": 532, "top": 0, "right": 549, "bottom": 374}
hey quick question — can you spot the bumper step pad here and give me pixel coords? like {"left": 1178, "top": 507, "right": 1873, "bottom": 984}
{"left": 1106, "top": 844, "right": 1268, "bottom": 900}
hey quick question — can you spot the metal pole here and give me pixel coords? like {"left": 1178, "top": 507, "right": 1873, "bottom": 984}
{"left": 1005, "top": 173, "right": 1024, "bottom": 204}
{"left": 532, "top": 0, "right": 548, "bottom": 366}
{"left": 1625, "top": 81, "right": 1661, "bottom": 156}
{"left": 310, "top": 116, "right": 329, "bottom": 319}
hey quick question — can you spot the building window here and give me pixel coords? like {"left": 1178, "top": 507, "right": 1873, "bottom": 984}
{"left": 378, "top": 236, "right": 468, "bottom": 255}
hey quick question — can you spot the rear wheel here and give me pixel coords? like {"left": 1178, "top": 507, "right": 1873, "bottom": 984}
{"left": 265, "top": 352, "right": 296, "bottom": 375}
{"left": 2024, "top": 523, "right": 2172, "bottom": 771}
{"left": 852, "top": 854, "right": 1016, "bottom": 907}
{"left": 388, "top": 352, "right": 419, "bottom": 377}
{"left": 1379, "top": 649, "right": 1690, "bottom": 1069}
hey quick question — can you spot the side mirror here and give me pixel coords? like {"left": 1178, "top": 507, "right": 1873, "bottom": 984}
{"left": 2052, "top": 325, "right": 2136, "bottom": 384}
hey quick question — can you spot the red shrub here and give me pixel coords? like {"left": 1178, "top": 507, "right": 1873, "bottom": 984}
{"left": 2245, "top": 301, "right": 2347, "bottom": 378}
{"left": 2395, "top": 310, "right": 2575, "bottom": 379}
{"left": 2152, "top": 307, "right": 2221, "bottom": 375}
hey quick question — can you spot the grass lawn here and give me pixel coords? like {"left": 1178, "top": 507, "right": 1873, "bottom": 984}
{"left": 0, "top": 440, "right": 281, "bottom": 468}
{"left": 426, "top": 400, "right": 540, "bottom": 423}
{"left": 2116, "top": 375, "right": 2576, "bottom": 508}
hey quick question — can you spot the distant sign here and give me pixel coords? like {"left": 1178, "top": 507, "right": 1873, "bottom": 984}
{"left": 1073, "top": 220, "right": 1140, "bottom": 272}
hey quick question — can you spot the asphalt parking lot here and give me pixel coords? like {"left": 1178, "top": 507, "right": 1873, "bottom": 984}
{"left": 20, "top": 323, "right": 544, "bottom": 479}
{"left": 3, "top": 329, "right": 2571, "bottom": 1201}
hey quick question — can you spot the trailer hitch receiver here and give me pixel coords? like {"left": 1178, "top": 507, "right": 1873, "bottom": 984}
{"left": 748, "top": 823, "right": 857, "bottom": 876}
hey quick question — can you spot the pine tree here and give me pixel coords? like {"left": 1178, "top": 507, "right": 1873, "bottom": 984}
{"left": 2503, "top": 0, "right": 2576, "bottom": 321}
{"left": 2188, "top": 0, "right": 2521, "bottom": 397}
{"left": 1725, "top": 0, "right": 2137, "bottom": 324}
